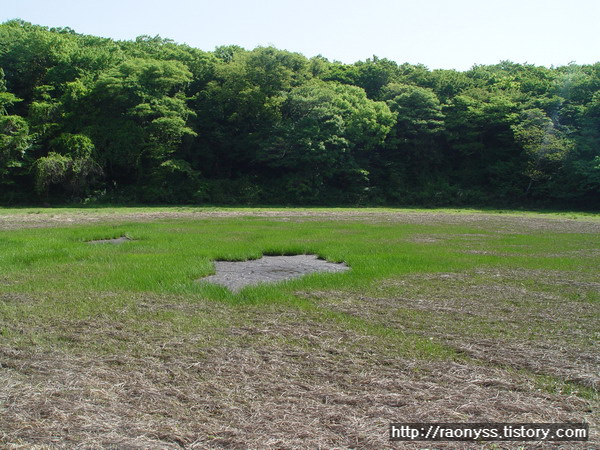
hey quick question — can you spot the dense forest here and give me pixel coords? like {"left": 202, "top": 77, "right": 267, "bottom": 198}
{"left": 1, "top": 20, "right": 599, "bottom": 207}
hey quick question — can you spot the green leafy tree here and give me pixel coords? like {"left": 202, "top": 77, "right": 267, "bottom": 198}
{"left": 259, "top": 80, "right": 394, "bottom": 202}
{"left": 352, "top": 57, "right": 399, "bottom": 99}
{"left": 570, "top": 92, "right": 600, "bottom": 198}
{"left": 81, "top": 58, "right": 196, "bottom": 189}
{"left": 374, "top": 83, "right": 445, "bottom": 197}
{"left": 512, "top": 109, "right": 574, "bottom": 196}
{"left": 0, "top": 20, "right": 76, "bottom": 102}
{"left": 33, "top": 133, "right": 101, "bottom": 197}
{"left": 0, "top": 68, "right": 31, "bottom": 189}
{"left": 190, "top": 47, "right": 309, "bottom": 180}
{"left": 444, "top": 89, "right": 523, "bottom": 198}
{"left": 382, "top": 83, "right": 445, "bottom": 159}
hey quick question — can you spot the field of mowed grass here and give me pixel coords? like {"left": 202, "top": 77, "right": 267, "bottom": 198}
{"left": 0, "top": 207, "right": 598, "bottom": 449}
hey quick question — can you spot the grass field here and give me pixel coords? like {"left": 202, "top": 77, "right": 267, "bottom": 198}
{"left": 0, "top": 207, "right": 598, "bottom": 449}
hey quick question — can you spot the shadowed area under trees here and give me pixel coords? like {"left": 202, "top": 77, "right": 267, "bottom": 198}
{"left": 1, "top": 20, "right": 599, "bottom": 207}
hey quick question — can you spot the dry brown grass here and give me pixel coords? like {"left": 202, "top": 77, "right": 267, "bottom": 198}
{"left": 1, "top": 208, "right": 599, "bottom": 234}
{"left": 0, "top": 304, "right": 596, "bottom": 449}
{"left": 304, "top": 268, "right": 600, "bottom": 392}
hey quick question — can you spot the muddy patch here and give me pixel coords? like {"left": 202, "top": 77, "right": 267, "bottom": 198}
{"left": 87, "top": 236, "right": 132, "bottom": 245}
{"left": 200, "top": 254, "right": 349, "bottom": 292}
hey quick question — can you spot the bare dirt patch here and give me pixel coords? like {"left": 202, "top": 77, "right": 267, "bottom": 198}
{"left": 199, "top": 254, "right": 350, "bottom": 292}
{"left": 87, "top": 236, "right": 133, "bottom": 245}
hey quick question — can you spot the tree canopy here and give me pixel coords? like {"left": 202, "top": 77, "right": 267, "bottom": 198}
{"left": 0, "top": 20, "right": 598, "bottom": 208}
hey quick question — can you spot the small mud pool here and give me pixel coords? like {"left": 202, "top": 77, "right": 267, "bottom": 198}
{"left": 200, "top": 254, "right": 350, "bottom": 292}
{"left": 87, "top": 236, "right": 132, "bottom": 244}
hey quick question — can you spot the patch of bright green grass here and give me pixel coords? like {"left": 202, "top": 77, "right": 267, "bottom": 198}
{"left": 532, "top": 374, "right": 599, "bottom": 401}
